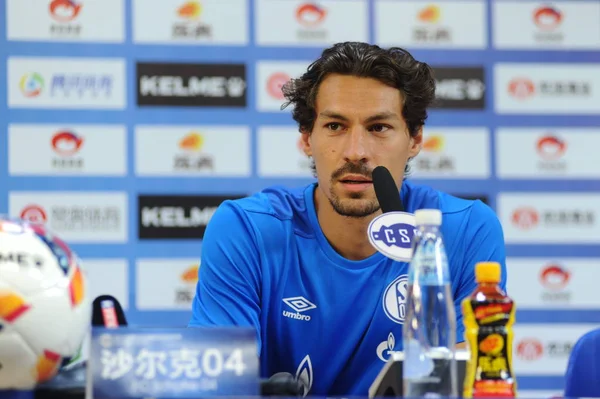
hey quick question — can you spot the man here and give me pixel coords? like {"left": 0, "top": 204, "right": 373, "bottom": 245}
{"left": 189, "top": 42, "right": 507, "bottom": 396}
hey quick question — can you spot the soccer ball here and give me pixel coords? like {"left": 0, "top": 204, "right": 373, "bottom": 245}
{"left": 0, "top": 218, "right": 90, "bottom": 389}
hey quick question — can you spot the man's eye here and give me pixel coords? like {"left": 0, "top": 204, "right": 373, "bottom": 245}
{"left": 326, "top": 123, "right": 342, "bottom": 131}
{"left": 370, "top": 124, "right": 389, "bottom": 133}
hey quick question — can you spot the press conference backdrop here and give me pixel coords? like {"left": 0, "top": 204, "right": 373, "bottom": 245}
{"left": 2, "top": 0, "right": 600, "bottom": 394}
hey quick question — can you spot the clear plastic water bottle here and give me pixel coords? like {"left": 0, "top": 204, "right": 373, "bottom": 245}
{"left": 403, "top": 209, "right": 458, "bottom": 398}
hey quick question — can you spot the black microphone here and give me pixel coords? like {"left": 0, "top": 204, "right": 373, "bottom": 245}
{"left": 260, "top": 372, "right": 304, "bottom": 397}
{"left": 91, "top": 295, "right": 128, "bottom": 328}
{"left": 372, "top": 166, "right": 404, "bottom": 213}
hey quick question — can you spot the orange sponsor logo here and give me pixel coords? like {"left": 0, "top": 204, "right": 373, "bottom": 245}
{"left": 181, "top": 264, "right": 200, "bottom": 282}
{"left": 178, "top": 1, "right": 201, "bottom": 20}
{"left": 418, "top": 5, "right": 441, "bottom": 23}
{"left": 179, "top": 132, "right": 203, "bottom": 151}
{"left": 422, "top": 135, "right": 444, "bottom": 152}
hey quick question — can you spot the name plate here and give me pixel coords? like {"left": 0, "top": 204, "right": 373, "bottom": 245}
{"left": 90, "top": 327, "right": 259, "bottom": 398}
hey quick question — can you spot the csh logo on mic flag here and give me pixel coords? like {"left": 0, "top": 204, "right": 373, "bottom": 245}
{"left": 368, "top": 211, "right": 416, "bottom": 262}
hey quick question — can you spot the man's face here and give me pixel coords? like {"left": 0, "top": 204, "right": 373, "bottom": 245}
{"left": 300, "top": 74, "right": 422, "bottom": 218}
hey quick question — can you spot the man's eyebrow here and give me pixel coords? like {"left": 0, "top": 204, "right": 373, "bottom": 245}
{"left": 319, "top": 110, "right": 400, "bottom": 123}
{"left": 364, "top": 112, "right": 400, "bottom": 123}
{"left": 319, "top": 111, "right": 350, "bottom": 121}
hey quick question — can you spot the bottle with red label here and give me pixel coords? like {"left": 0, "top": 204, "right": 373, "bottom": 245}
{"left": 462, "top": 261, "right": 517, "bottom": 398}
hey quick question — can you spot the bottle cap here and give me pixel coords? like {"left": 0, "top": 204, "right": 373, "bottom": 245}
{"left": 475, "top": 262, "right": 501, "bottom": 283}
{"left": 415, "top": 209, "right": 442, "bottom": 226}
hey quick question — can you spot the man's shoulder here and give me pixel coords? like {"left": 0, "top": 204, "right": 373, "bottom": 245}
{"left": 405, "top": 180, "right": 498, "bottom": 229}
{"left": 211, "top": 183, "right": 314, "bottom": 236}
{"left": 228, "top": 183, "right": 311, "bottom": 218}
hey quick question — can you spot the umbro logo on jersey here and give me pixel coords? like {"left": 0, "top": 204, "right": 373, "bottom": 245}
{"left": 282, "top": 296, "right": 316, "bottom": 322}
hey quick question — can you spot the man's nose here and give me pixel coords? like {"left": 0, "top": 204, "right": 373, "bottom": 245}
{"left": 342, "top": 127, "right": 368, "bottom": 162}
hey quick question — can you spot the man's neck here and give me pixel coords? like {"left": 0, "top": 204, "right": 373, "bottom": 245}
{"left": 314, "top": 186, "right": 382, "bottom": 261}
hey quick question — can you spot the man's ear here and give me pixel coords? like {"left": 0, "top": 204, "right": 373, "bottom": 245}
{"left": 408, "top": 126, "right": 423, "bottom": 158}
{"left": 300, "top": 129, "right": 312, "bottom": 157}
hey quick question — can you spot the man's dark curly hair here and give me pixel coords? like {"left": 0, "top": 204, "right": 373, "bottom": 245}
{"left": 281, "top": 41, "right": 436, "bottom": 177}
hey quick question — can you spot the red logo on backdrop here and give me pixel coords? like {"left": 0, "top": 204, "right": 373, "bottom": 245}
{"left": 49, "top": 0, "right": 82, "bottom": 22}
{"left": 517, "top": 338, "right": 544, "bottom": 361}
{"left": 512, "top": 207, "right": 539, "bottom": 229}
{"left": 533, "top": 6, "right": 562, "bottom": 30}
{"left": 536, "top": 135, "right": 567, "bottom": 160}
{"left": 51, "top": 131, "right": 84, "bottom": 156}
{"left": 508, "top": 78, "right": 536, "bottom": 99}
{"left": 296, "top": 3, "right": 327, "bottom": 27}
{"left": 267, "top": 72, "right": 290, "bottom": 100}
{"left": 20, "top": 205, "right": 48, "bottom": 224}
{"left": 540, "top": 264, "right": 571, "bottom": 290}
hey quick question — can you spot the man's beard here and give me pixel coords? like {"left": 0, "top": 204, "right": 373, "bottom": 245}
{"left": 328, "top": 191, "right": 381, "bottom": 218}
{"left": 327, "top": 161, "right": 381, "bottom": 218}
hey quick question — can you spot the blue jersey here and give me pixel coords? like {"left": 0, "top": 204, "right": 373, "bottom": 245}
{"left": 564, "top": 327, "right": 600, "bottom": 397}
{"left": 189, "top": 180, "right": 507, "bottom": 396}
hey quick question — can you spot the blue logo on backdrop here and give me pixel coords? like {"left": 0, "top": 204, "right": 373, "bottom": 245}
{"left": 50, "top": 74, "right": 113, "bottom": 97}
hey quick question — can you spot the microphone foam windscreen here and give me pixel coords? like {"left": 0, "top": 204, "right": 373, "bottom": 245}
{"left": 372, "top": 166, "right": 403, "bottom": 213}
